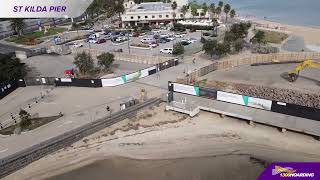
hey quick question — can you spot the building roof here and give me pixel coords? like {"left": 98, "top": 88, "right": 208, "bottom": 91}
{"left": 127, "top": 2, "right": 172, "bottom": 13}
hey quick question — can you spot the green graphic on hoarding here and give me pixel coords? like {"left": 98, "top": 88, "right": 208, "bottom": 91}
{"left": 194, "top": 86, "right": 200, "bottom": 96}
{"left": 121, "top": 74, "right": 127, "bottom": 83}
{"left": 242, "top": 95, "right": 249, "bottom": 106}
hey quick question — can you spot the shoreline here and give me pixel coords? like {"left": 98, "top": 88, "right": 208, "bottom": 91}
{"left": 5, "top": 104, "right": 320, "bottom": 180}
{"left": 238, "top": 16, "right": 320, "bottom": 46}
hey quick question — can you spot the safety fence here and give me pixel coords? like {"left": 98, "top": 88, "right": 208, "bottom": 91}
{"left": 188, "top": 52, "right": 320, "bottom": 82}
{"left": 0, "top": 98, "right": 161, "bottom": 178}
{"left": 168, "top": 82, "right": 320, "bottom": 121}
{"left": 0, "top": 59, "right": 178, "bottom": 99}
{"left": 72, "top": 48, "right": 172, "bottom": 64}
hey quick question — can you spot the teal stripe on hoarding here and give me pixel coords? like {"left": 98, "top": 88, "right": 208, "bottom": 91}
{"left": 194, "top": 86, "right": 200, "bottom": 96}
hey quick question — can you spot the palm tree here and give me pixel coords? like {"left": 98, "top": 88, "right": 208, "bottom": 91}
{"left": 191, "top": 6, "right": 198, "bottom": 21}
{"left": 218, "top": 1, "right": 224, "bottom": 8}
{"left": 171, "top": 1, "right": 178, "bottom": 23}
{"left": 10, "top": 18, "right": 25, "bottom": 36}
{"left": 181, "top": 5, "right": 189, "bottom": 20}
{"left": 224, "top": 4, "right": 231, "bottom": 23}
{"left": 212, "top": 18, "right": 219, "bottom": 36}
{"left": 215, "top": 6, "right": 222, "bottom": 19}
{"left": 114, "top": 0, "right": 125, "bottom": 27}
{"left": 202, "top": 3, "right": 208, "bottom": 19}
{"left": 209, "top": 3, "right": 215, "bottom": 19}
{"left": 230, "top": 9, "right": 236, "bottom": 20}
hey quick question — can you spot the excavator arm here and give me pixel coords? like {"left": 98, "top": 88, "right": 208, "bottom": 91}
{"left": 287, "top": 60, "right": 320, "bottom": 82}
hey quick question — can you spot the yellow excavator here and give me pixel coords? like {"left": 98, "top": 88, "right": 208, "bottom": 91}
{"left": 287, "top": 59, "right": 320, "bottom": 82}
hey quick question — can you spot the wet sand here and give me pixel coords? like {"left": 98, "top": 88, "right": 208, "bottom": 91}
{"left": 47, "top": 155, "right": 266, "bottom": 180}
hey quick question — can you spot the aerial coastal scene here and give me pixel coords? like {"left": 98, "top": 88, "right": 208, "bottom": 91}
{"left": 0, "top": 0, "right": 319, "bottom": 179}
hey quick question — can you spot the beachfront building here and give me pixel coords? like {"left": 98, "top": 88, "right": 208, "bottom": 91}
{"left": 121, "top": 0, "right": 210, "bottom": 27}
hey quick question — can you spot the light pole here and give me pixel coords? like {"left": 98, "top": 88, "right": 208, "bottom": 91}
{"left": 127, "top": 33, "right": 131, "bottom": 54}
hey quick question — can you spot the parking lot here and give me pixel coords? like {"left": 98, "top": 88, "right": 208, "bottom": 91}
{"left": 75, "top": 30, "right": 203, "bottom": 57}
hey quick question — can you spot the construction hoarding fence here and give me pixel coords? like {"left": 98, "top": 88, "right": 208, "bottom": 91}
{"left": 169, "top": 82, "right": 320, "bottom": 121}
{"left": 24, "top": 77, "right": 56, "bottom": 86}
{"left": 55, "top": 78, "right": 103, "bottom": 88}
{"left": 188, "top": 52, "right": 320, "bottom": 82}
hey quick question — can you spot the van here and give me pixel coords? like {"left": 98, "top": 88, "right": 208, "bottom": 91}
{"left": 140, "top": 38, "right": 154, "bottom": 44}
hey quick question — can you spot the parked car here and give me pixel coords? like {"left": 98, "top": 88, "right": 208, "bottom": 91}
{"left": 159, "top": 34, "right": 169, "bottom": 38}
{"left": 167, "top": 37, "right": 176, "bottom": 41}
{"left": 71, "top": 42, "right": 83, "bottom": 48}
{"left": 159, "top": 38, "right": 167, "bottom": 43}
{"left": 88, "top": 39, "right": 97, "bottom": 43}
{"left": 140, "top": 38, "right": 154, "bottom": 44}
{"left": 160, "top": 48, "right": 173, "bottom": 54}
{"left": 175, "top": 34, "right": 184, "bottom": 38}
{"left": 180, "top": 40, "right": 191, "bottom": 46}
{"left": 160, "top": 37, "right": 171, "bottom": 42}
{"left": 132, "top": 32, "right": 140, "bottom": 37}
{"left": 153, "top": 34, "right": 160, "bottom": 39}
{"left": 149, "top": 42, "right": 158, "bottom": 48}
{"left": 97, "top": 38, "right": 107, "bottom": 44}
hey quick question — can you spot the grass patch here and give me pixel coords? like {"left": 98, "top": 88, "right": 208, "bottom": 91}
{"left": 0, "top": 115, "right": 62, "bottom": 135}
{"left": 257, "top": 29, "right": 289, "bottom": 44}
{"left": 6, "top": 27, "right": 66, "bottom": 45}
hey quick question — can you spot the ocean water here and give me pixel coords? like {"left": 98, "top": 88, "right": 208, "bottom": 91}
{"left": 200, "top": 0, "right": 320, "bottom": 27}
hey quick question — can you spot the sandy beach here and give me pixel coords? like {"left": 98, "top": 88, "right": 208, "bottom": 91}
{"left": 251, "top": 19, "right": 320, "bottom": 46}
{"left": 5, "top": 104, "right": 320, "bottom": 180}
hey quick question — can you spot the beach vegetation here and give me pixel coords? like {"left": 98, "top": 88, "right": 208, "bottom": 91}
{"left": 0, "top": 53, "right": 27, "bottom": 82}
{"left": 173, "top": 42, "right": 185, "bottom": 55}
{"left": 97, "top": 53, "right": 115, "bottom": 70}
{"left": 251, "top": 30, "right": 266, "bottom": 46}
{"left": 74, "top": 51, "right": 94, "bottom": 76}
{"left": 255, "top": 29, "right": 289, "bottom": 44}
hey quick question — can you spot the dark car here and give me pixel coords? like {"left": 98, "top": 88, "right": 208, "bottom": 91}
{"left": 181, "top": 40, "right": 191, "bottom": 46}
{"left": 159, "top": 38, "right": 167, "bottom": 43}
{"left": 160, "top": 37, "right": 171, "bottom": 42}
{"left": 153, "top": 34, "right": 160, "bottom": 39}
{"left": 97, "top": 38, "right": 107, "bottom": 44}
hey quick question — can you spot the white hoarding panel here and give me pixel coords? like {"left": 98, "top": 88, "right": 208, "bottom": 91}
{"left": 101, "top": 77, "right": 124, "bottom": 87}
{"left": 217, "top": 91, "right": 245, "bottom": 105}
{"left": 217, "top": 91, "right": 272, "bottom": 110}
{"left": 60, "top": 78, "right": 72, "bottom": 82}
{"left": 173, "top": 83, "right": 199, "bottom": 96}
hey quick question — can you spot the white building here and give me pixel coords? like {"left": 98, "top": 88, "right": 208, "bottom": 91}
{"left": 121, "top": 0, "right": 210, "bottom": 27}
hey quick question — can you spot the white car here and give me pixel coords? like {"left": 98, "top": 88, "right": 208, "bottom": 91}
{"left": 160, "top": 48, "right": 173, "bottom": 54}
{"left": 71, "top": 42, "right": 83, "bottom": 48}
{"left": 88, "top": 39, "right": 97, "bottom": 43}
{"left": 175, "top": 34, "right": 185, "bottom": 38}
{"left": 140, "top": 38, "right": 154, "bottom": 44}
{"left": 116, "top": 36, "right": 127, "bottom": 42}
{"left": 167, "top": 37, "right": 176, "bottom": 41}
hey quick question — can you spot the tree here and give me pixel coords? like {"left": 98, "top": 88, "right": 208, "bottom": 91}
{"left": 71, "top": 22, "right": 80, "bottom": 38}
{"left": 215, "top": 42, "right": 230, "bottom": 57}
{"left": 203, "top": 39, "right": 217, "bottom": 58}
{"left": 19, "top": 109, "right": 31, "bottom": 129}
{"left": 191, "top": 6, "right": 198, "bottom": 20}
{"left": 173, "top": 42, "right": 185, "bottom": 55}
{"left": 234, "top": 38, "right": 245, "bottom": 52}
{"left": 202, "top": 3, "right": 208, "bottom": 19}
{"left": 97, "top": 52, "right": 115, "bottom": 70}
{"left": 215, "top": 6, "right": 222, "bottom": 19}
{"left": 223, "top": 4, "right": 231, "bottom": 23}
{"left": 181, "top": 5, "right": 189, "bottom": 20}
{"left": 212, "top": 18, "right": 219, "bottom": 36}
{"left": 171, "top": 1, "right": 178, "bottom": 23}
{"left": 0, "top": 54, "right": 27, "bottom": 82}
{"left": 209, "top": 3, "right": 216, "bottom": 19}
{"left": 251, "top": 30, "right": 266, "bottom": 47}
{"left": 114, "top": 0, "right": 125, "bottom": 27}
{"left": 230, "top": 9, "right": 236, "bottom": 19}
{"left": 10, "top": 19, "right": 25, "bottom": 36}
{"left": 74, "top": 51, "right": 94, "bottom": 75}
{"left": 218, "top": 1, "right": 224, "bottom": 8}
